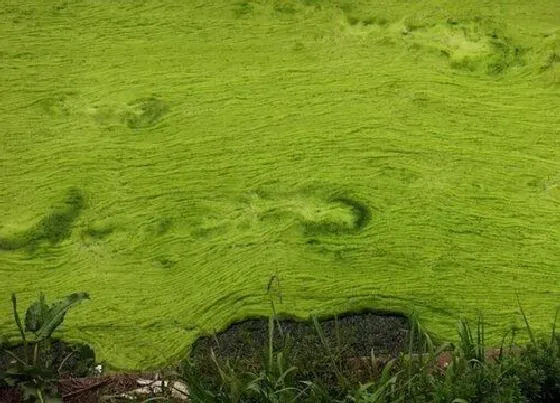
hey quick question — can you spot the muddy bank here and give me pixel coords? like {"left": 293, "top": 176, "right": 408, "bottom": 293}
{"left": 190, "top": 312, "right": 409, "bottom": 393}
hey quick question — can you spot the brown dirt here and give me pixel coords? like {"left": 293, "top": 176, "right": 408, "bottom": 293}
{"left": 189, "top": 312, "right": 409, "bottom": 395}
{"left": 59, "top": 373, "right": 147, "bottom": 403}
{"left": 0, "top": 387, "right": 23, "bottom": 403}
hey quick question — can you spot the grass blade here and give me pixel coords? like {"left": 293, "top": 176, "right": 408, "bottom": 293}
{"left": 11, "top": 293, "right": 27, "bottom": 362}
{"left": 516, "top": 294, "right": 534, "bottom": 343}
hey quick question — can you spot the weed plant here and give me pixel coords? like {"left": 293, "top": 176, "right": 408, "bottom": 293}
{"left": 179, "top": 308, "right": 560, "bottom": 402}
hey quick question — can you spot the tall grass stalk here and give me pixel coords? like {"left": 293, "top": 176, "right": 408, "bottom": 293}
{"left": 11, "top": 293, "right": 28, "bottom": 362}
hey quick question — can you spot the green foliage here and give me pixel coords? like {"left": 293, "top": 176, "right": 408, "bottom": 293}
{"left": 347, "top": 360, "right": 397, "bottom": 402}
{"left": 180, "top": 284, "right": 330, "bottom": 402}
{"left": 179, "top": 330, "right": 324, "bottom": 402}
{"left": 1, "top": 292, "right": 90, "bottom": 403}
{"left": 24, "top": 292, "right": 89, "bottom": 341}
{"left": 2, "top": 292, "right": 560, "bottom": 403}
{"left": 181, "top": 309, "right": 560, "bottom": 402}
{"left": 515, "top": 310, "right": 560, "bottom": 402}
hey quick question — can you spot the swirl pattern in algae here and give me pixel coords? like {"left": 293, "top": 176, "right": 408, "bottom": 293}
{"left": 1, "top": 0, "right": 560, "bottom": 369}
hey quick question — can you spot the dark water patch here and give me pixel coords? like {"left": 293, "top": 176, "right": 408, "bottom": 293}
{"left": 0, "top": 188, "right": 85, "bottom": 252}
{"left": 331, "top": 196, "right": 371, "bottom": 230}
{"left": 31, "top": 188, "right": 84, "bottom": 244}
{"left": 0, "top": 236, "right": 25, "bottom": 251}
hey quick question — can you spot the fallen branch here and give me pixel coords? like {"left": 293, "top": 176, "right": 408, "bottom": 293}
{"left": 61, "top": 378, "right": 110, "bottom": 400}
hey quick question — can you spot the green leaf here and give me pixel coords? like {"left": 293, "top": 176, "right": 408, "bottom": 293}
{"left": 24, "top": 294, "right": 49, "bottom": 334}
{"left": 6, "top": 364, "right": 52, "bottom": 380}
{"left": 11, "top": 293, "right": 27, "bottom": 345}
{"left": 36, "top": 292, "right": 89, "bottom": 340}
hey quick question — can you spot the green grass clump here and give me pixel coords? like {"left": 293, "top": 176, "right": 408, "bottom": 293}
{"left": 181, "top": 311, "right": 560, "bottom": 402}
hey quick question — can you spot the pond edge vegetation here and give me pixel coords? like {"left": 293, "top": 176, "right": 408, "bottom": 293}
{"left": 2, "top": 291, "right": 560, "bottom": 402}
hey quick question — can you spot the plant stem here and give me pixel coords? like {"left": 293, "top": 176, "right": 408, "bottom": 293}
{"left": 268, "top": 315, "right": 274, "bottom": 375}
{"left": 33, "top": 342, "right": 39, "bottom": 366}
{"left": 11, "top": 293, "right": 28, "bottom": 362}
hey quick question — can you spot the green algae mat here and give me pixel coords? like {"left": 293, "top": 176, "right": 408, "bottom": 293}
{"left": 1, "top": 0, "right": 560, "bottom": 369}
